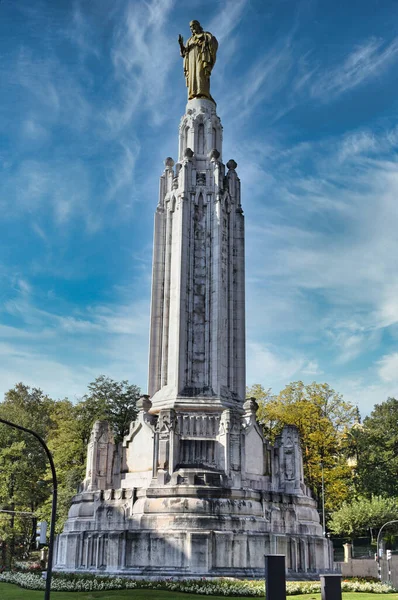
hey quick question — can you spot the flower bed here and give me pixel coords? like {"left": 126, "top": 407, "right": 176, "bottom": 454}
{"left": 0, "top": 571, "right": 396, "bottom": 595}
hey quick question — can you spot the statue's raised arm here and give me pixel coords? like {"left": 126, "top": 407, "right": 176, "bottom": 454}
{"left": 178, "top": 20, "right": 218, "bottom": 102}
{"left": 178, "top": 34, "right": 185, "bottom": 55}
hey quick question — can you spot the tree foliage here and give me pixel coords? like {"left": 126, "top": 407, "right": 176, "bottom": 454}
{"left": 350, "top": 398, "right": 398, "bottom": 498}
{"left": 0, "top": 384, "right": 55, "bottom": 562}
{"left": 328, "top": 495, "right": 398, "bottom": 541}
{"left": 248, "top": 381, "right": 357, "bottom": 512}
{"left": 83, "top": 375, "right": 140, "bottom": 444}
{"left": 0, "top": 376, "right": 140, "bottom": 556}
{"left": 0, "top": 384, "right": 55, "bottom": 515}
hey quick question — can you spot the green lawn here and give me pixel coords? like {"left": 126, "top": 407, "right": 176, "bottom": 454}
{"left": 291, "top": 596, "right": 398, "bottom": 600}
{"left": 1, "top": 585, "right": 398, "bottom": 600}
{"left": 0, "top": 584, "right": 254, "bottom": 600}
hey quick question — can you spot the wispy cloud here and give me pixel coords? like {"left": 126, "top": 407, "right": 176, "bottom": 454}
{"left": 246, "top": 341, "right": 318, "bottom": 385}
{"left": 66, "top": 1, "right": 101, "bottom": 59}
{"left": 377, "top": 352, "right": 398, "bottom": 383}
{"left": 14, "top": 48, "right": 92, "bottom": 131}
{"left": 310, "top": 36, "right": 398, "bottom": 99}
{"left": 336, "top": 130, "right": 378, "bottom": 163}
{"left": 326, "top": 328, "right": 380, "bottom": 365}
{"left": 1, "top": 159, "right": 93, "bottom": 227}
{"left": 3, "top": 295, "right": 149, "bottom": 339}
{"left": 328, "top": 374, "right": 398, "bottom": 414}
{"left": 217, "top": 34, "right": 295, "bottom": 123}
{"left": 241, "top": 122, "right": 398, "bottom": 397}
{"left": 107, "top": 0, "right": 176, "bottom": 131}
{"left": 0, "top": 289, "right": 150, "bottom": 400}
{"left": 0, "top": 341, "right": 100, "bottom": 402}
{"left": 106, "top": 140, "right": 141, "bottom": 202}
{"left": 219, "top": 32, "right": 398, "bottom": 125}
{"left": 208, "top": 0, "right": 248, "bottom": 43}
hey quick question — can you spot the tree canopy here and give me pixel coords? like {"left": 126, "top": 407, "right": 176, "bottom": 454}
{"left": 248, "top": 381, "right": 357, "bottom": 512}
{"left": 328, "top": 495, "right": 398, "bottom": 541}
{"left": 83, "top": 375, "right": 140, "bottom": 444}
{"left": 0, "top": 384, "right": 54, "bottom": 562}
{"left": 350, "top": 397, "right": 398, "bottom": 498}
{"left": 1, "top": 375, "right": 397, "bottom": 561}
{"left": 0, "top": 376, "right": 140, "bottom": 560}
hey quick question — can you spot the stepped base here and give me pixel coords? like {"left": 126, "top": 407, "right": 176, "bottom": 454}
{"left": 55, "top": 528, "right": 331, "bottom": 576}
{"left": 55, "top": 484, "right": 332, "bottom": 576}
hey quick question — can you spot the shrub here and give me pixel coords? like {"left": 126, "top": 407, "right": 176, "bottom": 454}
{"left": 0, "top": 571, "right": 396, "bottom": 595}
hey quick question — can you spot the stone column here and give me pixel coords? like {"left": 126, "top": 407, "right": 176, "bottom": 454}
{"left": 157, "top": 409, "right": 177, "bottom": 483}
{"left": 107, "top": 533, "right": 122, "bottom": 571}
{"left": 84, "top": 421, "right": 115, "bottom": 492}
{"left": 343, "top": 543, "right": 352, "bottom": 562}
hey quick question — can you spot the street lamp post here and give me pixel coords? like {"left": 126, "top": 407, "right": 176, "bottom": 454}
{"left": 321, "top": 462, "right": 326, "bottom": 536}
{"left": 376, "top": 520, "right": 398, "bottom": 581}
{"left": 0, "top": 417, "right": 57, "bottom": 600}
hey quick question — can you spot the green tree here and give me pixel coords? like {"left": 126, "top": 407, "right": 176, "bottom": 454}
{"left": 40, "top": 376, "right": 140, "bottom": 530}
{"left": 38, "top": 399, "right": 88, "bottom": 532}
{"left": 83, "top": 375, "right": 140, "bottom": 444}
{"left": 0, "top": 384, "right": 54, "bottom": 561}
{"left": 328, "top": 495, "right": 398, "bottom": 542}
{"left": 353, "top": 398, "right": 398, "bottom": 498}
{"left": 249, "top": 381, "right": 357, "bottom": 512}
{"left": 41, "top": 376, "right": 140, "bottom": 530}
{"left": 0, "top": 376, "right": 141, "bottom": 544}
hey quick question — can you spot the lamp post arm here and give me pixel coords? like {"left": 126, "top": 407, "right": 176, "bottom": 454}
{"left": 0, "top": 417, "right": 57, "bottom": 600}
{"left": 376, "top": 519, "right": 398, "bottom": 581}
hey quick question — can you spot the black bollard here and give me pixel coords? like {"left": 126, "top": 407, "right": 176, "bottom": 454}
{"left": 320, "top": 574, "right": 342, "bottom": 600}
{"left": 264, "top": 555, "right": 286, "bottom": 600}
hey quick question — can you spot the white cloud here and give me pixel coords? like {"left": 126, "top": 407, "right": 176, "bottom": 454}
{"left": 0, "top": 291, "right": 150, "bottom": 401}
{"left": 21, "top": 118, "right": 49, "bottom": 143}
{"left": 330, "top": 330, "right": 379, "bottom": 365}
{"left": 14, "top": 47, "right": 92, "bottom": 131}
{"left": 107, "top": 0, "right": 176, "bottom": 131}
{"left": 330, "top": 373, "right": 398, "bottom": 416}
{"left": 310, "top": 36, "right": 398, "bottom": 100}
{"left": 66, "top": 1, "right": 101, "bottom": 59}
{"left": 106, "top": 140, "right": 141, "bottom": 201}
{"left": 246, "top": 341, "right": 320, "bottom": 387}
{"left": 208, "top": 0, "right": 248, "bottom": 43}
{"left": 302, "top": 360, "right": 322, "bottom": 376}
{"left": 3, "top": 295, "right": 149, "bottom": 339}
{"left": 373, "top": 284, "right": 398, "bottom": 329}
{"left": 336, "top": 131, "right": 378, "bottom": 163}
{"left": 238, "top": 122, "right": 398, "bottom": 379}
{"left": 0, "top": 342, "right": 99, "bottom": 402}
{"left": 217, "top": 36, "right": 294, "bottom": 122}
{"left": 31, "top": 222, "right": 48, "bottom": 242}
{"left": 377, "top": 352, "right": 398, "bottom": 383}
{"left": 0, "top": 158, "right": 96, "bottom": 229}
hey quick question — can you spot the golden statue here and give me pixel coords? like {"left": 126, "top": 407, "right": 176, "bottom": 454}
{"left": 178, "top": 20, "right": 218, "bottom": 102}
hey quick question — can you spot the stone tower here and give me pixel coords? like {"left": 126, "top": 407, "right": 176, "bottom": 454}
{"left": 55, "top": 27, "right": 333, "bottom": 577}
{"left": 148, "top": 99, "right": 245, "bottom": 415}
{"left": 142, "top": 97, "right": 249, "bottom": 491}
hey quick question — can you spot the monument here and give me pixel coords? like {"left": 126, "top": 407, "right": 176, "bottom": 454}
{"left": 55, "top": 21, "right": 332, "bottom": 576}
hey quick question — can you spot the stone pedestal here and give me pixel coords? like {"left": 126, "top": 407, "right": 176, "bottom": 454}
{"left": 343, "top": 543, "right": 352, "bottom": 562}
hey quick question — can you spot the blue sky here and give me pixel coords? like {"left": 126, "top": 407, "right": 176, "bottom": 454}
{"left": 1, "top": 0, "right": 398, "bottom": 415}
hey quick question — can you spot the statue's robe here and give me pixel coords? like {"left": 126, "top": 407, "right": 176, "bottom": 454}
{"left": 183, "top": 31, "right": 218, "bottom": 101}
